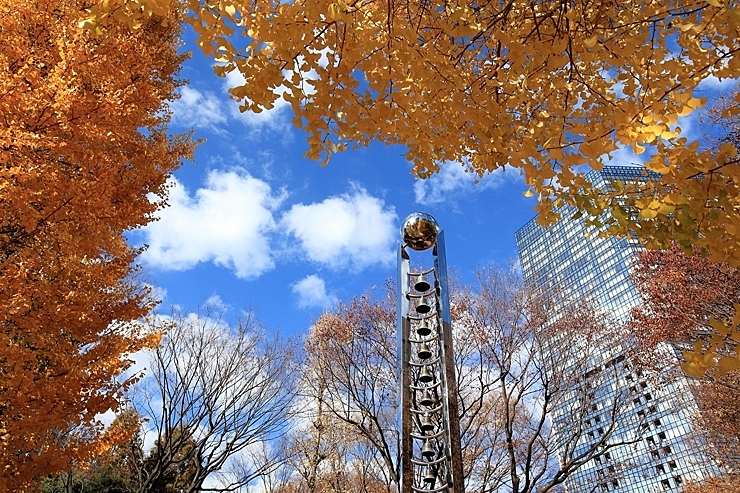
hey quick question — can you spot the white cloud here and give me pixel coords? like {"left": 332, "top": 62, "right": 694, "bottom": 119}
{"left": 170, "top": 76, "right": 292, "bottom": 134}
{"left": 696, "top": 75, "right": 739, "bottom": 93}
{"left": 604, "top": 144, "right": 647, "bottom": 167}
{"left": 414, "top": 162, "right": 508, "bottom": 205}
{"left": 96, "top": 409, "right": 117, "bottom": 427}
{"left": 281, "top": 187, "right": 397, "bottom": 270}
{"left": 170, "top": 87, "right": 229, "bottom": 131}
{"left": 224, "top": 70, "right": 291, "bottom": 132}
{"left": 121, "top": 345, "right": 152, "bottom": 383}
{"left": 141, "top": 169, "right": 284, "bottom": 279}
{"left": 204, "top": 294, "right": 229, "bottom": 309}
{"left": 292, "top": 275, "right": 337, "bottom": 309}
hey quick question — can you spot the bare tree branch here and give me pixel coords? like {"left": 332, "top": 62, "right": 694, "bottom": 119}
{"left": 130, "top": 305, "right": 299, "bottom": 493}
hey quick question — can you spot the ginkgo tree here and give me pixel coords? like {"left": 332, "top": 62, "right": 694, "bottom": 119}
{"left": 82, "top": 0, "right": 740, "bottom": 265}
{"left": 0, "top": 0, "right": 195, "bottom": 488}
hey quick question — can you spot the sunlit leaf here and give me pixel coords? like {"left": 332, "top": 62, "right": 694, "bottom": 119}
{"left": 717, "top": 356, "right": 740, "bottom": 375}
{"left": 79, "top": 0, "right": 740, "bottom": 276}
{"left": 710, "top": 317, "right": 731, "bottom": 336}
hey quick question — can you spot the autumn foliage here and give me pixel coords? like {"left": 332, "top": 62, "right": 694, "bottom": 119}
{"left": 684, "top": 475, "right": 740, "bottom": 493}
{"left": 0, "top": 0, "right": 194, "bottom": 487}
{"left": 631, "top": 243, "right": 740, "bottom": 376}
{"left": 82, "top": 0, "right": 740, "bottom": 266}
{"left": 631, "top": 245, "right": 740, "bottom": 477}
{"left": 294, "top": 272, "right": 642, "bottom": 493}
{"left": 631, "top": 244, "right": 740, "bottom": 349}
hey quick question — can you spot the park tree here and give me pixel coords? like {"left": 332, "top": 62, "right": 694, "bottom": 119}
{"left": 277, "top": 408, "right": 396, "bottom": 493}
{"left": 683, "top": 474, "right": 740, "bottom": 493}
{"left": 0, "top": 0, "right": 195, "bottom": 487}
{"left": 81, "top": 0, "right": 740, "bottom": 267}
{"left": 46, "top": 307, "right": 298, "bottom": 493}
{"left": 278, "top": 376, "right": 385, "bottom": 493}
{"left": 301, "top": 287, "right": 402, "bottom": 491}
{"left": 630, "top": 244, "right": 740, "bottom": 474}
{"left": 297, "top": 270, "right": 644, "bottom": 493}
{"left": 453, "top": 267, "right": 644, "bottom": 493}
{"left": 41, "top": 412, "right": 205, "bottom": 493}
{"left": 630, "top": 243, "right": 740, "bottom": 360}
{"left": 128, "top": 307, "right": 299, "bottom": 493}
{"left": 40, "top": 411, "right": 141, "bottom": 493}
{"left": 702, "top": 91, "right": 740, "bottom": 151}
{"left": 138, "top": 427, "right": 200, "bottom": 493}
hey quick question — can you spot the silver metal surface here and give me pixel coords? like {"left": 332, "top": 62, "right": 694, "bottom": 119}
{"left": 401, "top": 212, "right": 440, "bottom": 251}
{"left": 398, "top": 246, "right": 414, "bottom": 492}
{"left": 398, "top": 215, "right": 464, "bottom": 493}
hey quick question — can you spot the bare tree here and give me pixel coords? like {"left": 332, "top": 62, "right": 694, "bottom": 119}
{"left": 129, "top": 305, "right": 298, "bottom": 493}
{"left": 288, "top": 268, "right": 644, "bottom": 493}
{"left": 300, "top": 287, "right": 400, "bottom": 492}
{"left": 631, "top": 244, "right": 740, "bottom": 476}
{"left": 460, "top": 267, "right": 643, "bottom": 493}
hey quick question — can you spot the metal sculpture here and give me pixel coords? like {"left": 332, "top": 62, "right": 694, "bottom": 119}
{"left": 398, "top": 212, "right": 464, "bottom": 493}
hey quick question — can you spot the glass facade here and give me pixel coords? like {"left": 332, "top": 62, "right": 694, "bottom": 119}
{"left": 515, "top": 166, "right": 722, "bottom": 492}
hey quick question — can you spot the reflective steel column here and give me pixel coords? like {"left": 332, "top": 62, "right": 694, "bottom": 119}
{"left": 398, "top": 213, "right": 464, "bottom": 493}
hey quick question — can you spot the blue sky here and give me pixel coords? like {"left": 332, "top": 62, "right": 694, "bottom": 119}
{"left": 127, "top": 30, "right": 735, "bottom": 338}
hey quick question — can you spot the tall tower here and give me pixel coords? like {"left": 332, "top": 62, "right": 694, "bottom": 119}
{"left": 515, "top": 166, "right": 721, "bottom": 492}
{"left": 398, "top": 212, "right": 464, "bottom": 493}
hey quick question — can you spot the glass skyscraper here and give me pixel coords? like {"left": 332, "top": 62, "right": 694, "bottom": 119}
{"left": 515, "top": 166, "right": 721, "bottom": 492}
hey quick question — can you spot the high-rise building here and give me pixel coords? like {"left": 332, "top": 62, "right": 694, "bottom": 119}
{"left": 514, "top": 166, "right": 722, "bottom": 492}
